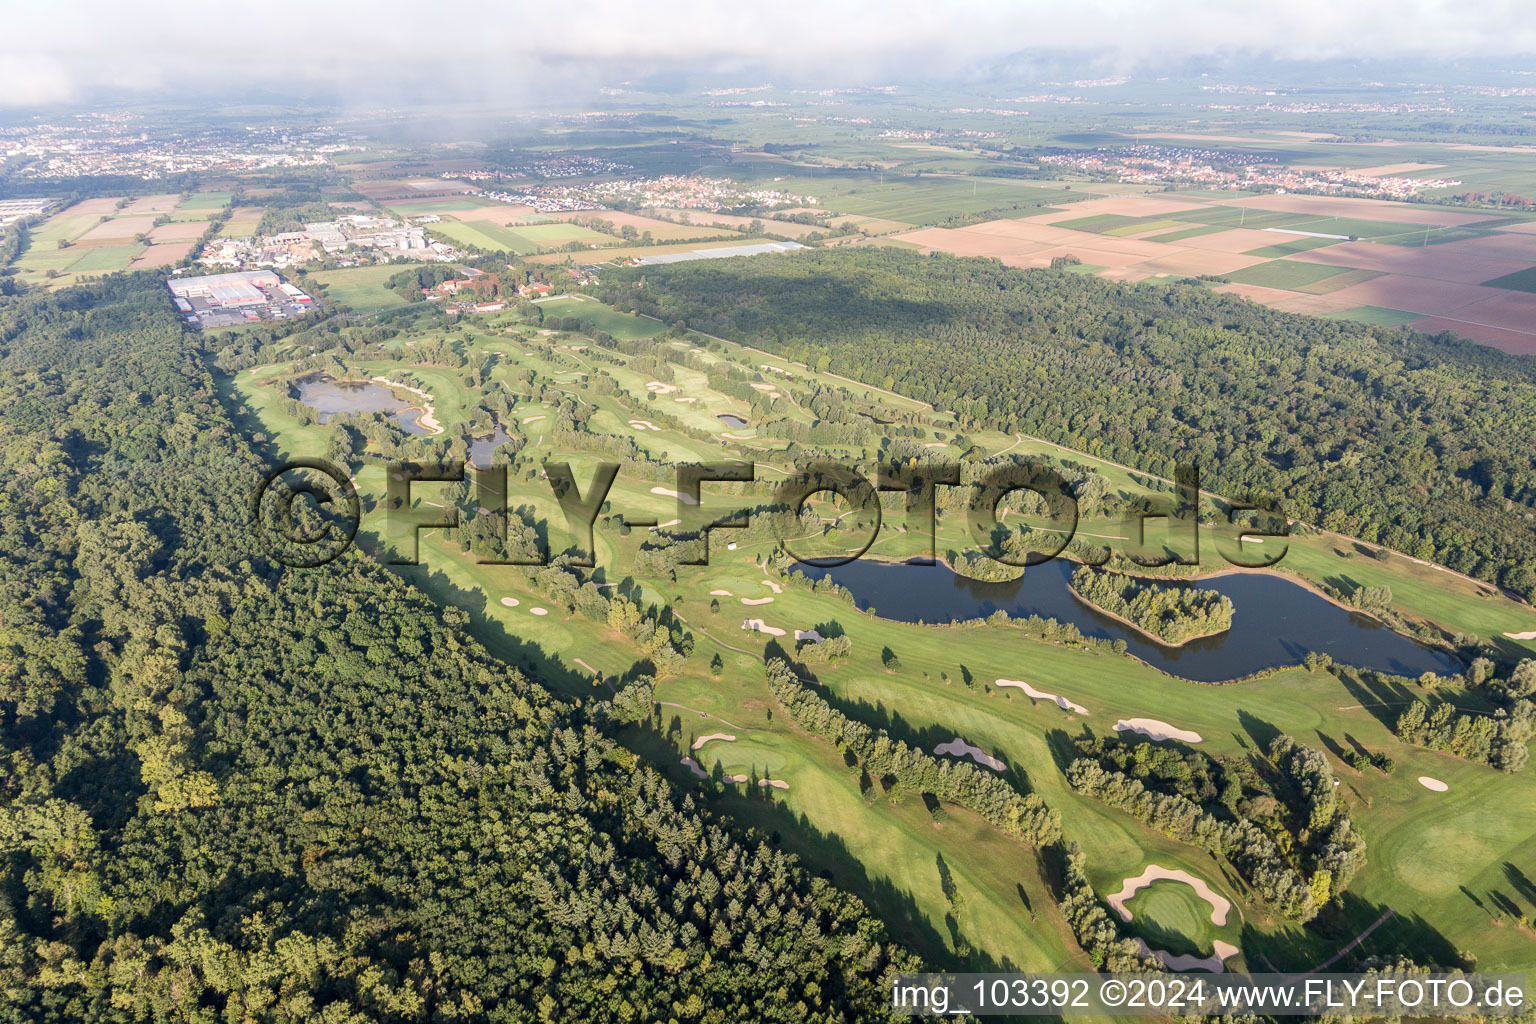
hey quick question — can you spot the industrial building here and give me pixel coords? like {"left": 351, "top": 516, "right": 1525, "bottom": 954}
{"left": 167, "top": 270, "right": 314, "bottom": 329}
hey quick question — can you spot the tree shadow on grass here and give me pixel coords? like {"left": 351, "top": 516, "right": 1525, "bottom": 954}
{"left": 1241, "top": 891, "right": 1466, "bottom": 972}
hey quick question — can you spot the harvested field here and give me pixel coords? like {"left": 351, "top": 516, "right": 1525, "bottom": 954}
{"left": 1407, "top": 316, "right": 1536, "bottom": 354}
{"left": 894, "top": 226, "right": 1052, "bottom": 260}
{"left": 1180, "top": 228, "right": 1309, "bottom": 253}
{"left": 646, "top": 209, "right": 816, "bottom": 238}
{"left": 120, "top": 194, "right": 180, "bottom": 215}
{"left": 1353, "top": 162, "right": 1447, "bottom": 176}
{"left": 77, "top": 216, "right": 157, "bottom": 241}
{"left": 1131, "top": 251, "right": 1269, "bottom": 276}
{"left": 1445, "top": 290, "right": 1536, "bottom": 332}
{"left": 427, "top": 204, "right": 543, "bottom": 225}
{"left": 1289, "top": 241, "right": 1528, "bottom": 283}
{"left": 1223, "top": 193, "right": 1487, "bottom": 227}
{"left": 69, "top": 197, "right": 123, "bottom": 216}
{"left": 130, "top": 242, "right": 195, "bottom": 268}
{"left": 148, "top": 222, "right": 207, "bottom": 242}
{"left": 1026, "top": 195, "right": 1207, "bottom": 221}
{"left": 559, "top": 209, "right": 735, "bottom": 241}
{"left": 1324, "top": 275, "right": 1502, "bottom": 317}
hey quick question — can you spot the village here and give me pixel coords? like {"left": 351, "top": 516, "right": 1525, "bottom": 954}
{"left": 197, "top": 213, "right": 466, "bottom": 270}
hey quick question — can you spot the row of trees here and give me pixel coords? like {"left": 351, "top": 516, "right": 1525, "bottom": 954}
{"left": 1067, "top": 733, "right": 1366, "bottom": 922}
{"left": 765, "top": 659, "right": 1061, "bottom": 846}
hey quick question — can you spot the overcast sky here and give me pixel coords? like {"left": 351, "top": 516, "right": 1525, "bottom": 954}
{"left": 5, "top": 0, "right": 1536, "bottom": 110}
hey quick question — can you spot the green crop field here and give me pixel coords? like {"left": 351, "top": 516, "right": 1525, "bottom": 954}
{"left": 1326, "top": 305, "right": 1424, "bottom": 327}
{"left": 1244, "top": 235, "right": 1344, "bottom": 256}
{"left": 1225, "top": 258, "right": 1357, "bottom": 290}
{"left": 430, "top": 219, "right": 537, "bottom": 254}
{"left": 66, "top": 244, "right": 144, "bottom": 272}
{"left": 1481, "top": 266, "right": 1536, "bottom": 294}
{"left": 1146, "top": 224, "right": 1228, "bottom": 243}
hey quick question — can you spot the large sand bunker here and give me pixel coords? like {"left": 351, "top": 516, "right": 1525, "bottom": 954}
{"left": 933, "top": 737, "right": 1007, "bottom": 771}
{"left": 1108, "top": 866, "right": 1232, "bottom": 926}
{"left": 995, "top": 679, "right": 1088, "bottom": 715}
{"left": 499, "top": 597, "right": 520, "bottom": 607}
{"left": 645, "top": 381, "right": 678, "bottom": 394}
{"left": 1504, "top": 630, "right": 1536, "bottom": 640}
{"left": 692, "top": 733, "right": 736, "bottom": 750}
{"left": 795, "top": 629, "right": 825, "bottom": 642}
{"left": 741, "top": 596, "right": 775, "bottom": 606}
{"left": 709, "top": 589, "right": 733, "bottom": 596}
{"left": 1115, "top": 719, "right": 1202, "bottom": 744}
{"left": 1418, "top": 776, "right": 1449, "bottom": 792}
{"left": 742, "top": 618, "right": 786, "bottom": 636}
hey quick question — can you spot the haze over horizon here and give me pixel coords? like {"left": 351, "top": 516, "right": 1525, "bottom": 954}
{"left": 6, "top": 0, "right": 1536, "bottom": 110}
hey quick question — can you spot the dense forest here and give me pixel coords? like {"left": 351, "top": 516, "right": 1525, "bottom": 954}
{"left": 0, "top": 275, "right": 921, "bottom": 1022}
{"left": 1069, "top": 565, "right": 1234, "bottom": 645}
{"left": 597, "top": 249, "right": 1536, "bottom": 600}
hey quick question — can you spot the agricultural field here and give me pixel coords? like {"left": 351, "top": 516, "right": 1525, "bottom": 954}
{"left": 893, "top": 189, "right": 1536, "bottom": 354}
{"left": 228, "top": 288, "right": 1536, "bottom": 980}
{"left": 4, "top": 193, "right": 224, "bottom": 287}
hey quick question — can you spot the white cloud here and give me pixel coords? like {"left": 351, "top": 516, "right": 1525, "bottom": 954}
{"left": 3, "top": 0, "right": 1535, "bottom": 108}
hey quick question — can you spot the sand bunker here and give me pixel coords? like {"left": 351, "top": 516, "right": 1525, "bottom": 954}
{"left": 924, "top": 442, "right": 948, "bottom": 448}
{"left": 1418, "top": 776, "right": 1449, "bottom": 792}
{"left": 761, "top": 580, "right": 783, "bottom": 594}
{"left": 681, "top": 757, "right": 708, "bottom": 779}
{"left": 522, "top": 414, "right": 545, "bottom": 423}
{"left": 1504, "top": 630, "right": 1536, "bottom": 640}
{"left": 370, "top": 376, "right": 444, "bottom": 434}
{"left": 499, "top": 597, "right": 520, "bottom": 607}
{"left": 757, "top": 778, "right": 790, "bottom": 789}
{"left": 720, "top": 432, "right": 755, "bottom": 440}
{"left": 692, "top": 733, "right": 736, "bottom": 750}
{"left": 645, "top": 381, "right": 678, "bottom": 394}
{"left": 650, "top": 519, "right": 682, "bottom": 531}
{"left": 650, "top": 486, "right": 700, "bottom": 505}
{"left": 1115, "top": 719, "right": 1202, "bottom": 744}
{"left": 1135, "top": 938, "right": 1241, "bottom": 973}
{"left": 750, "top": 382, "right": 776, "bottom": 391}
{"left": 709, "top": 589, "right": 733, "bottom": 596}
{"left": 1108, "top": 866, "right": 1231, "bottom": 926}
{"left": 995, "top": 679, "right": 1088, "bottom": 715}
{"left": 529, "top": 607, "right": 549, "bottom": 616}
{"left": 629, "top": 420, "right": 660, "bottom": 431}
{"left": 741, "top": 597, "right": 775, "bottom": 606}
{"left": 674, "top": 397, "right": 698, "bottom": 403}
{"left": 742, "top": 618, "right": 786, "bottom": 636}
{"left": 795, "top": 629, "right": 825, "bottom": 642}
{"left": 933, "top": 737, "right": 1007, "bottom": 772}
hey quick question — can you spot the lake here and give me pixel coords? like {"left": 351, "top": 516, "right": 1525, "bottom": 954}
{"left": 717, "top": 413, "right": 749, "bottom": 429}
{"left": 798, "top": 558, "right": 1460, "bottom": 682}
{"left": 293, "top": 377, "right": 432, "bottom": 436}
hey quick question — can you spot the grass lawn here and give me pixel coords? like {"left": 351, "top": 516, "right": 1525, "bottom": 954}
{"left": 67, "top": 244, "right": 146, "bottom": 272}
{"left": 1124, "top": 880, "right": 1224, "bottom": 957}
{"left": 537, "top": 295, "right": 667, "bottom": 340}
{"left": 305, "top": 263, "right": 425, "bottom": 313}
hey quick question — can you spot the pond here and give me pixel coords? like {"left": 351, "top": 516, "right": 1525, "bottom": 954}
{"left": 293, "top": 377, "right": 432, "bottom": 436}
{"left": 716, "top": 413, "right": 749, "bottom": 429}
{"left": 468, "top": 426, "right": 512, "bottom": 468}
{"left": 798, "top": 558, "right": 1460, "bottom": 682}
